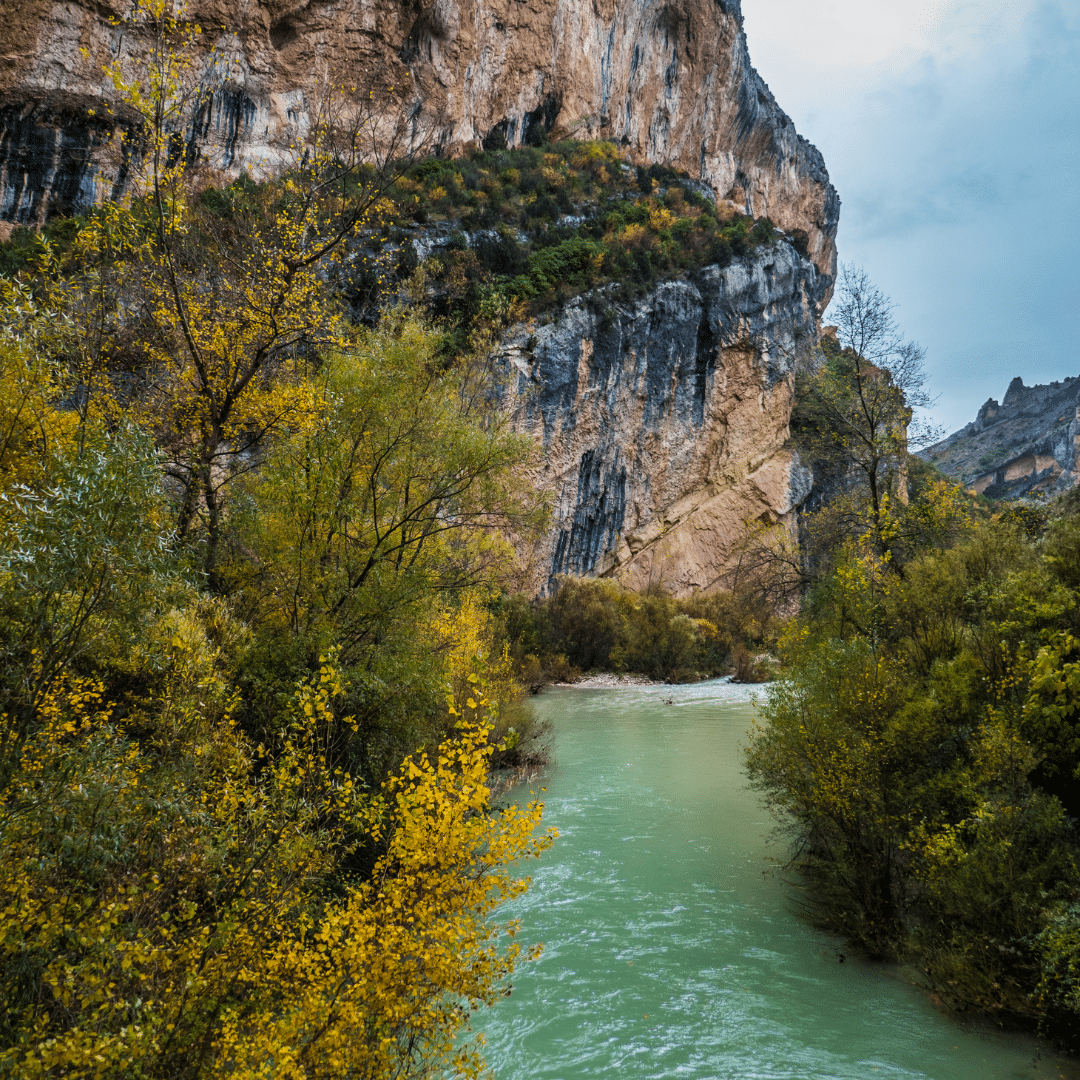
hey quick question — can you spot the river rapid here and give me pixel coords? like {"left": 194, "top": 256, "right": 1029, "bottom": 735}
{"left": 479, "top": 680, "right": 1078, "bottom": 1080}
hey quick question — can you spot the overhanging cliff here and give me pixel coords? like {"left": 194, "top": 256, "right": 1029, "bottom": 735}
{"left": 1, "top": 0, "right": 837, "bottom": 277}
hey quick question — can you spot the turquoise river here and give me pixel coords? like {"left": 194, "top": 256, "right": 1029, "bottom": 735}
{"left": 479, "top": 680, "right": 1079, "bottom": 1080}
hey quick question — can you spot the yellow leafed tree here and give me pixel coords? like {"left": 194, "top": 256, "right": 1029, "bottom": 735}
{"left": 70, "top": 0, "right": 426, "bottom": 586}
{"left": 0, "top": 647, "right": 554, "bottom": 1078}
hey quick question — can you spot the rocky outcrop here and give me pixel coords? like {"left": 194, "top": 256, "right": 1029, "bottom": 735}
{"left": 0, "top": 91, "right": 138, "bottom": 226}
{"left": 501, "top": 237, "right": 825, "bottom": 594}
{"left": 1, "top": 0, "right": 838, "bottom": 596}
{"left": 0, "top": 0, "right": 838, "bottom": 278}
{"left": 920, "top": 375, "right": 1080, "bottom": 499}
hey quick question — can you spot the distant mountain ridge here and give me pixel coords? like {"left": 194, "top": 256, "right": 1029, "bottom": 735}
{"left": 920, "top": 375, "right": 1080, "bottom": 499}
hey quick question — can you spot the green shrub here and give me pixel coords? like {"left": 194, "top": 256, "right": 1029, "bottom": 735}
{"left": 490, "top": 575, "right": 774, "bottom": 684}
{"left": 379, "top": 139, "right": 779, "bottom": 334}
{"left": 0, "top": 216, "right": 84, "bottom": 277}
{"left": 746, "top": 520, "right": 1080, "bottom": 1031}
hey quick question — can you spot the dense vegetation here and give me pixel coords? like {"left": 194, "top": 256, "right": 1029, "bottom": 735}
{"left": 379, "top": 139, "right": 777, "bottom": 335}
{"left": 0, "top": 118, "right": 791, "bottom": 1080}
{"left": 491, "top": 576, "right": 776, "bottom": 685}
{"left": 10, "top": 0, "right": 1075, "bottom": 1066}
{"left": 746, "top": 271, "right": 1080, "bottom": 1048}
{"left": 3, "top": 140, "right": 778, "bottom": 356}
{"left": 0, "top": 5, "right": 560, "bottom": 1076}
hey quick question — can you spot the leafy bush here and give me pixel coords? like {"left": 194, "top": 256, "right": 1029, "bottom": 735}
{"left": 729, "top": 642, "right": 770, "bottom": 683}
{"left": 746, "top": 518, "right": 1080, "bottom": 1033}
{"left": 491, "top": 576, "right": 773, "bottom": 683}
{"left": 0, "top": 661, "right": 552, "bottom": 1078}
{"left": 0, "top": 18, "right": 569, "bottom": 1071}
{"left": 0, "top": 217, "right": 83, "bottom": 278}
{"left": 378, "top": 139, "right": 779, "bottom": 333}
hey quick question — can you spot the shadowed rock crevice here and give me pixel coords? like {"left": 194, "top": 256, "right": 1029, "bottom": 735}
{"left": 0, "top": 93, "right": 128, "bottom": 224}
{"left": 522, "top": 92, "right": 561, "bottom": 147}
{"left": 550, "top": 450, "right": 628, "bottom": 584}
{"left": 187, "top": 87, "right": 258, "bottom": 170}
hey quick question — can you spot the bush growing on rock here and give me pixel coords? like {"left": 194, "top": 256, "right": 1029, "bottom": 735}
{"left": 366, "top": 138, "right": 780, "bottom": 338}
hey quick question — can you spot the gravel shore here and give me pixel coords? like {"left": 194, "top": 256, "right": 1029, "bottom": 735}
{"left": 554, "top": 673, "right": 665, "bottom": 689}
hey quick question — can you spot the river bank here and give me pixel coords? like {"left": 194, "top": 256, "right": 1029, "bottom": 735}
{"left": 552, "top": 671, "right": 772, "bottom": 690}
{"left": 554, "top": 673, "right": 665, "bottom": 688}
{"left": 479, "top": 681, "right": 1080, "bottom": 1079}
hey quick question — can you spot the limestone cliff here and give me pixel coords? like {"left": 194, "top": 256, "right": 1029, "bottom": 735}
{"left": 501, "top": 238, "right": 822, "bottom": 594}
{"left": 921, "top": 375, "right": 1080, "bottom": 499}
{"left": 1, "top": 0, "right": 838, "bottom": 597}
{"left": 0, "top": 0, "right": 837, "bottom": 276}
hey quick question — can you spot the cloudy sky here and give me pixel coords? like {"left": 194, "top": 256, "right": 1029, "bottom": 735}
{"left": 740, "top": 0, "right": 1080, "bottom": 437}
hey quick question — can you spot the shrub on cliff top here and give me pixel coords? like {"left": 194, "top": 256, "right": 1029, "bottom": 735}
{"left": 379, "top": 139, "right": 779, "bottom": 334}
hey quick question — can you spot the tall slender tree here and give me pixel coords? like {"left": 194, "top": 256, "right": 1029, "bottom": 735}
{"left": 793, "top": 264, "right": 940, "bottom": 553}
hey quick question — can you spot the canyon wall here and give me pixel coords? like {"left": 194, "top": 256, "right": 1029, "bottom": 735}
{"left": 501, "top": 238, "right": 822, "bottom": 594}
{"left": 1, "top": 0, "right": 838, "bottom": 275}
{"left": 921, "top": 375, "right": 1080, "bottom": 500}
{"left": 1, "top": 0, "right": 838, "bottom": 595}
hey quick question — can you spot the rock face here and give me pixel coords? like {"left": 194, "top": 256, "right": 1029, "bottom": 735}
{"left": 1, "top": 0, "right": 838, "bottom": 276}
{"left": 501, "top": 238, "right": 825, "bottom": 594}
{"left": 2, "top": 0, "right": 838, "bottom": 596}
{"left": 920, "top": 375, "right": 1080, "bottom": 499}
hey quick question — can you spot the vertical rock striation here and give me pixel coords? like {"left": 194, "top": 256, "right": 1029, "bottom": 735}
{"left": 502, "top": 239, "right": 824, "bottom": 594}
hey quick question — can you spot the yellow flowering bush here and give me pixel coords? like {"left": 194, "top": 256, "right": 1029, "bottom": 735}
{"left": 0, "top": 653, "right": 554, "bottom": 1078}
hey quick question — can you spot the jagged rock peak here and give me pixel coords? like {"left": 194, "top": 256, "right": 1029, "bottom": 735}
{"left": 1, "top": 0, "right": 838, "bottom": 280}
{"left": 921, "top": 373, "right": 1080, "bottom": 499}
{"left": 974, "top": 397, "right": 1000, "bottom": 432}
{"left": 1003, "top": 375, "right": 1027, "bottom": 406}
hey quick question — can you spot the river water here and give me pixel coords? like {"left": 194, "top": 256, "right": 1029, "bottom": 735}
{"left": 479, "top": 680, "right": 1077, "bottom": 1080}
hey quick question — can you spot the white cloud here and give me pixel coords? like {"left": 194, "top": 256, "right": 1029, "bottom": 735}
{"left": 745, "top": 0, "right": 1043, "bottom": 88}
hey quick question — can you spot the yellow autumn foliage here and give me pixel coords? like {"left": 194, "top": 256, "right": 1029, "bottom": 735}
{"left": 0, "top": 11, "right": 554, "bottom": 1076}
{"left": 57, "top": 0, "right": 414, "bottom": 584}
{"left": 0, "top": 646, "right": 553, "bottom": 1079}
{"left": 432, "top": 591, "right": 519, "bottom": 722}
{"left": 0, "top": 280, "right": 78, "bottom": 489}
{"left": 646, "top": 200, "right": 676, "bottom": 231}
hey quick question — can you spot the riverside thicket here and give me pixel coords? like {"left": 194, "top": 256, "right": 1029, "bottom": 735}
{"left": 745, "top": 272, "right": 1080, "bottom": 1048}
{"left": 0, "top": 4, "right": 556, "bottom": 1075}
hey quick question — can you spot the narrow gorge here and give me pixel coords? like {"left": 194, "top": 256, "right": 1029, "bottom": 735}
{"left": 8, "top": 2, "right": 1080, "bottom": 1075}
